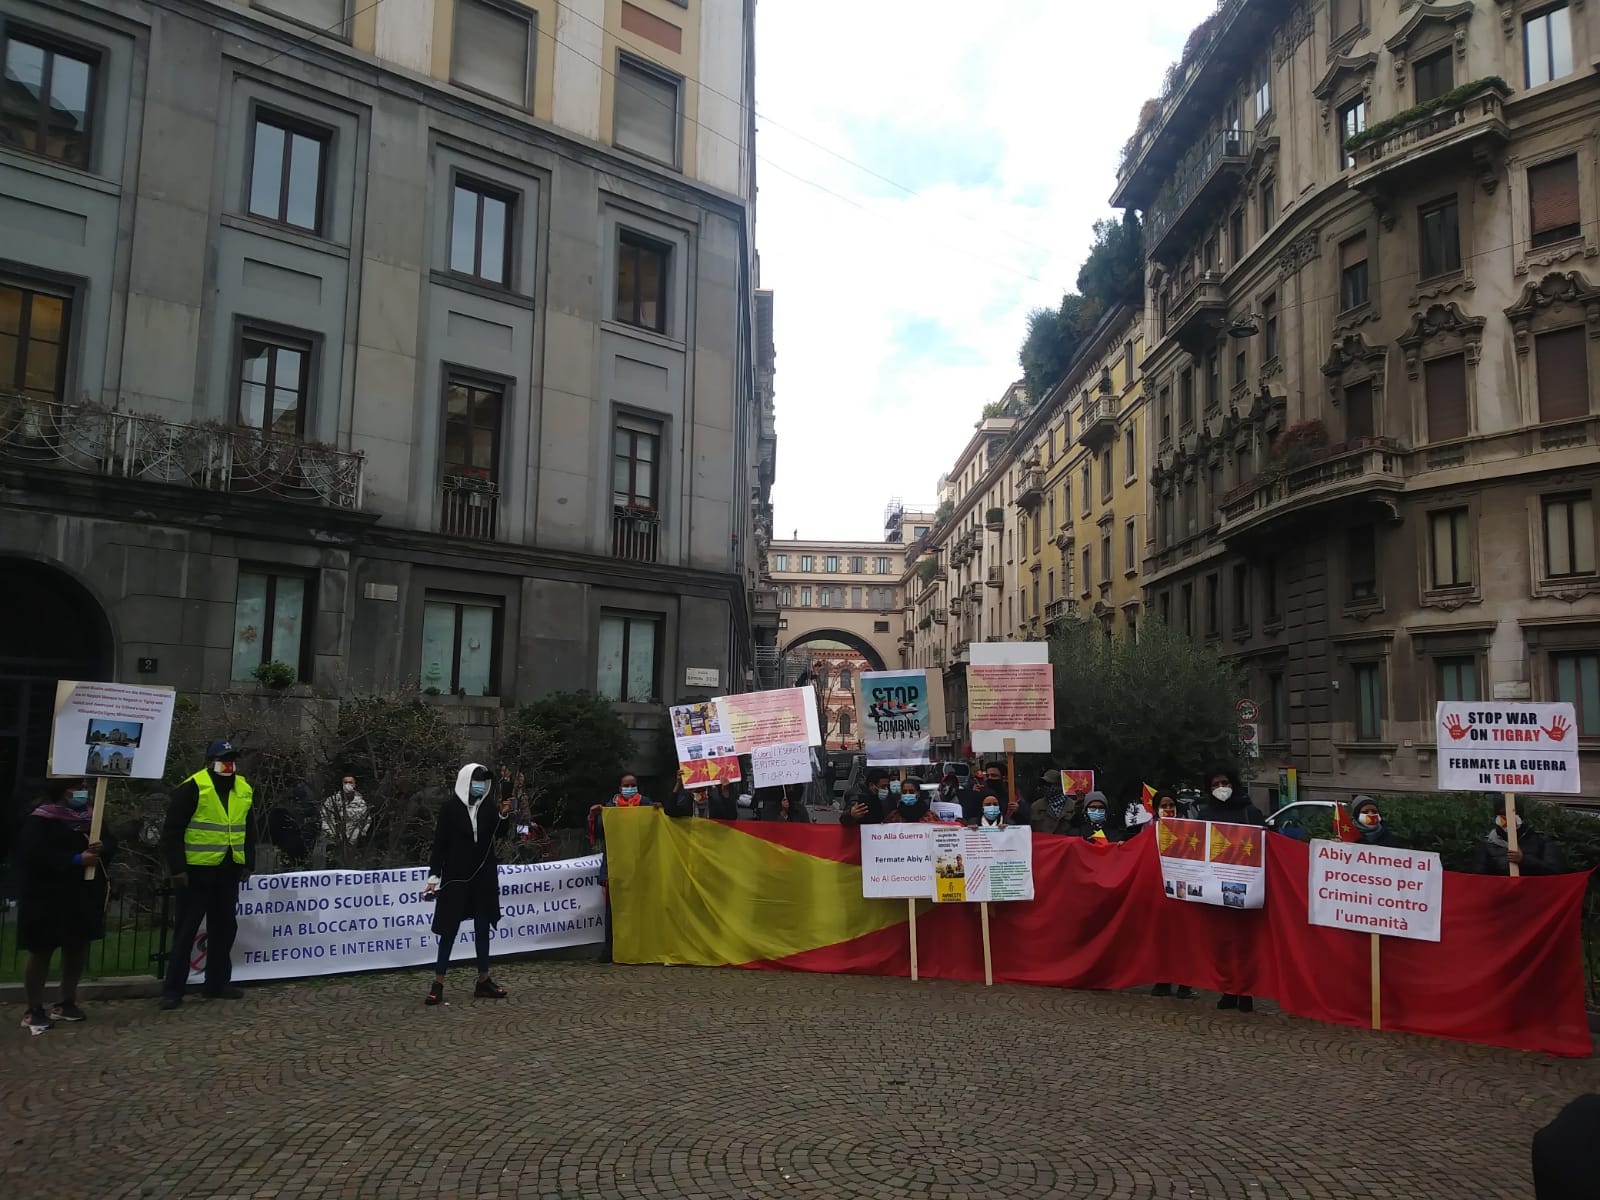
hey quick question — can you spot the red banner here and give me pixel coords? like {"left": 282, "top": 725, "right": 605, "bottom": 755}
{"left": 730, "top": 827, "right": 1591, "bottom": 1057}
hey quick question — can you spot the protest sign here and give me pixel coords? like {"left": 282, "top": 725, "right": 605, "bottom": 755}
{"left": 1059, "top": 769, "right": 1094, "bottom": 796}
{"left": 751, "top": 741, "right": 812, "bottom": 788}
{"left": 1434, "top": 701, "right": 1581, "bottom": 793}
{"left": 1156, "top": 818, "right": 1266, "bottom": 909}
{"left": 860, "top": 826, "right": 935, "bottom": 899}
{"left": 969, "top": 642, "right": 1053, "bottom": 753}
{"left": 1307, "top": 839, "right": 1442, "bottom": 942}
{"left": 932, "top": 827, "right": 1034, "bottom": 904}
{"left": 185, "top": 858, "right": 605, "bottom": 983}
{"left": 50, "top": 681, "right": 176, "bottom": 780}
{"left": 717, "top": 686, "right": 822, "bottom": 753}
{"left": 860, "top": 669, "right": 934, "bottom": 766}
{"left": 679, "top": 757, "right": 741, "bottom": 790}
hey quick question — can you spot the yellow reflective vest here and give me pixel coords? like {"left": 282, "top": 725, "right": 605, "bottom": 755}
{"left": 183, "top": 770, "right": 254, "bottom": 866}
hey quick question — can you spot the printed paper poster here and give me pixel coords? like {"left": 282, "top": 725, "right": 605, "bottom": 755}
{"left": 861, "top": 670, "right": 933, "bottom": 766}
{"left": 860, "top": 826, "right": 935, "bottom": 899}
{"left": 671, "top": 701, "right": 736, "bottom": 760}
{"left": 1307, "top": 839, "right": 1443, "bottom": 942}
{"left": 751, "top": 741, "right": 812, "bottom": 788}
{"left": 932, "top": 827, "right": 1034, "bottom": 903}
{"left": 678, "top": 757, "right": 742, "bottom": 790}
{"left": 933, "top": 826, "right": 967, "bottom": 903}
{"left": 49, "top": 681, "right": 176, "bottom": 780}
{"left": 1434, "top": 701, "right": 1581, "bottom": 794}
{"left": 1156, "top": 818, "right": 1266, "bottom": 910}
{"left": 716, "top": 686, "right": 823, "bottom": 753}
{"left": 968, "top": 642, "right": 1054, "bottom": 753}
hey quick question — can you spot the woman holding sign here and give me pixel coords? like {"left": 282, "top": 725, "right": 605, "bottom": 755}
{"left": 16, "top": 778, "right": 114, "bottom": 1033}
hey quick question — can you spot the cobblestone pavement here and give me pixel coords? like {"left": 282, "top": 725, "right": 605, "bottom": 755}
{"left": 2, "top": 962, "right": 1596, "bottom": 1199}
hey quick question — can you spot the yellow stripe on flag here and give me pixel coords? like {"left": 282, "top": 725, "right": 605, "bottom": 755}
{"left": 605, "top": 809, "right": 907, "bottom": 966}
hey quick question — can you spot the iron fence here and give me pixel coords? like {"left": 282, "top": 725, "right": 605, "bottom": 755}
{"left": 0, "top": 866, "right": 171, "bottom": 982}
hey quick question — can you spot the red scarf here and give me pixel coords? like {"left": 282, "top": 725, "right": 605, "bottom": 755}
{"left": 613, "top": 793, "right": 644, "bottom": 808}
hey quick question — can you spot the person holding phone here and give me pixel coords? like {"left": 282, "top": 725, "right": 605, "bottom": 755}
{"left": 422, "top": 763, "right": 513, "bottom": 1006}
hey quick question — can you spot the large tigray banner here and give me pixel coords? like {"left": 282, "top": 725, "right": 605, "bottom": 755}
{"left": 184, "top": 858, "right": 606, "bottom": 983}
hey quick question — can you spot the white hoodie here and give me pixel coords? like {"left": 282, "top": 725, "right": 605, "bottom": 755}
{"left": 425, "top": 762, "right": 491, "bottom": 888}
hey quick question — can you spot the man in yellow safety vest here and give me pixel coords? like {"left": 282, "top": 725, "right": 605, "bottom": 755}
{"left": 159, "top": 739, "right": 255, "bottom": 1010}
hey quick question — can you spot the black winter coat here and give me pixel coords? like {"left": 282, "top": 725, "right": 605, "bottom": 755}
{"left": 1194, "top": 798, "right": 1265, "bottom": 826}
{"left": 427, "top": 768, "right": 509, "bottom": 933}
{"left": 16, "top": 811, "right": 116, "bottom": 952}
{"left": 1474, "top": 826, "right": 1564, "bottom": 875}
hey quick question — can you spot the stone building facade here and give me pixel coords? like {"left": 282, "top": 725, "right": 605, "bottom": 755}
{"left": 1115, "top": 0, "right": 1599, "bottom": 801}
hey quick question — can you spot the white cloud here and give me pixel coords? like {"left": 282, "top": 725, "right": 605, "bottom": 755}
{"left": 757, "top": 0, "right": 1216, "bottom": 541}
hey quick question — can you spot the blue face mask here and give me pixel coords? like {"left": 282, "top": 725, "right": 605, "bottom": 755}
{"left": 983, "top": 805, "right": 1001, "bottom": 822}
{"left": 1087, "top": 807, "right": 1106, "bottom": 824}
{"left": 875, "top": 788, "right": 889, "bottom": 800}
{"left": 888, "top": 781, "right": 902, "bottom": 796}
{"left": 68, "top": 789, "right": 90, "bottom": 810}
{"left": 469, "top": 780, "right": 489, "bottom": 799}
{"left": 900, "top": 793, "right": 919, "bottom": 807}
{"left": 621, "top": 786, "right": 638, "bottom": 798}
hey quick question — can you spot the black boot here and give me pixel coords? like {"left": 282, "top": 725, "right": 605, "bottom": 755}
{"left": 1217, "top": 993, "right": 1239, "bottom": 1010}
{"left": 1150, "top": 983, "right": 1173, "bottom": 997}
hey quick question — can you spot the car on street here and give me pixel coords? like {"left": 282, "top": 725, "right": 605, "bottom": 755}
{"left": 1263, "top": 800, "right": 1340, "bottom": 841}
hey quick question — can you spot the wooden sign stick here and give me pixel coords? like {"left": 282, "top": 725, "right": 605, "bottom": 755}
{"left": 84, "top": 777, "right": 108, "bottom": 881}
{"left": 980, "top": 899, "right": 993, "bottom": 987}
{"left": 1369, "top": 932, "right": 1381, "bottom": 1031}
{"left": 908, "top": 897, "right": 919, "bottom": 982}
{"left": 1503, "top": 792, "right": 1521, "bottom": 878}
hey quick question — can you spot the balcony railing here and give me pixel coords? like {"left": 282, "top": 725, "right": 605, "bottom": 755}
{"left": 1348, "top": 81, "right": 1510, "bottom": 187}
{"left": 985, "top": 565, "right": 1004, "bottom": 589}
{"left": 1016, "top": 467, "right": 1046, "bottom": 509}
{"left": 1044, "top": 597, "right": 1077, "bottom": 628}
{"left": 612, "top": 505, "right": 662, "bottom": 562}
{"left": 1218, "top": 440, "right": 1406, "bottom": 537}
{"left": 439, "top": 475, "right": 499, "bottom": 539}
{"left": 1077, "top": 395, "right": 1119, "bottom": 448}
{"left": 0, "top": 393, "right": 365, "bottom": 508}
{"left": 1145, "top": 128, "right": 1253, "bottom": 257}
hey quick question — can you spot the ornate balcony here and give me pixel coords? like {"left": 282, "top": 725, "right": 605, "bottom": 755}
{"left": 1077, "top": 394, "right": 1119, "bottom": 449}
{"left": 1044, "top": 597, "right": 1077, "bottom": 631}
{"left": 985, "top": 564, "right": 1004, "bottom": 589}
{"left": 0, "top": 394, "right": 365, "bottom": 509}
{"left": 1163, "top": 272, "right": 1229, "bottom": 354}
{"left": 1144, "top": 128, "right": 1254, "bottom": 264}
{"left": 932, "top": 607, "right": 947, "bottom": 625}
{"left": 1016, "top": 466, "right": 1046, "bottom": 510}
{"left": 1218, "top": 440, "right": 1406, "bottom": 539}
{"left": 1347, "top": 80, "right": 1510, "bottom": 194}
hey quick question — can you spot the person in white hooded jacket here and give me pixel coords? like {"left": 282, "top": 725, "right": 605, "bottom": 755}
{"left": 421, "top": 763, "right": 512, "bottom": 1006}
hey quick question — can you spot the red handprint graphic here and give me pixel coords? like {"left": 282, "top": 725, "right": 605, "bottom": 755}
{"left": 1541, "top": 713, "right": 1572, "bottom": 742}
{"left": 1443, "top": 714, "right": 1470, "bottom": 741}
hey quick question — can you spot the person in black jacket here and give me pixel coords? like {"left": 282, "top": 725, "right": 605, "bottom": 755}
{"left": 841, "top": 769, "right": 891, "bottom": 826}
{"left": 421, "top": 763, "right": 513, "bottom": 1005}
{"left": 1195, "top": 764, "right": 1263, "bottom": 1014}
{"left": 661, "top": 779, "right": 695, "bottom": 819}
{"left": 15, "top": 779, "right": 115, "bottom": 1033}
{"left": 1533, "top": 1093, "right": 1600, "bottom": 1199}
{"left": 705, "top": 777, "right": 741, "bottom": 821}
{"left": 1475, "top": 807, "right": 1566, "bottom": 876}
{"left": 1349, "top": 795, "right": 1409, "bottom": 849}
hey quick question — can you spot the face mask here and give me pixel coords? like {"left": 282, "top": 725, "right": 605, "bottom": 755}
{"left": 620, "top": 786, "right": 638, "bottom": 798}
{"left": 987, "top": 778, "right": 1002, "bottom": 789}
{"left": 900, "top": 794, "right": 919, "bottom": 807}
{"left": 889, "top": 782, "right": 902, "bottom": 796}
{"left": 469, "top": 780, "right": 489, "bottom": 799}
{"left": 1496, "top": 815, "right": 1522, "bottom": 830}
{"left": 1087, "top": 808, "right": 1106, "bottom": 824}
{"left": 876, "top": 788, "right": 889, "bottom": 800}
{"left": 1357, "top": 812, "right": 1380, "bottom": 828}
{"left": 213, "top": 760, "right": 235, "bottom": 777}
{"left": 1211, "top": 786, "right": 1232, "bottom": 802}
{"left": 68, "top": 789, "right": 90, "bottom": 809}
{"left": 343, "top": 783, "right": 355, "bottom": 794}
{"left": 1159, "top": 807, "right": 1177, "bottom": 819}
{"left": 983, "top": 805, "right": 1001, "bottom": 821}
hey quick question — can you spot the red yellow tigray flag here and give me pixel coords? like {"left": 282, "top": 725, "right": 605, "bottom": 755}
{"left": 1332, "top": 801, "right": 1362, "bottom": 843}
{"left": 1156, "top": 818, "right": 1207, "bottom": 861}
{"left": 1141, "top": 783, "right": 1157, "bottom": 815}
{"left": 1209, "top": 822, "right": 1264, "bottom": 868}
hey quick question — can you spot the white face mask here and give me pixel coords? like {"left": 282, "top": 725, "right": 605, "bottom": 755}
{"left": 1211, "top": 786, "right": 1233, "bottom": 802}
{"left": 342, "top": 783, "right": 355, "bottom": 794}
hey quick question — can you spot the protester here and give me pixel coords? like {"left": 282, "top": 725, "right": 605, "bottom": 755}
{"left": 421, "top": 763, "right": 513, "bottom": 1005}
{"left": 841, "top": 769, "right": 890, "bottom": 826}
{"left": 1069, "top": 791, "right": 1119, "bottom": 843}
{"left": 588, "top": 772, "right": 650, "bottom": 963}
{"left": 160, "top": 739, "right": 254, "bottom": 1011}
{"left": 15, "top": 779, "right": 114, "bottom": 1033}
{"left": 978, "top": 762, "right": 1028, "bottom": 822}
{"left": 1475, "top": 806, "right": 1566, "bottom": 876}
{"left": 661, "top": 778, "right": 695, "bottom": 819}
{"left": 322, "top": 772, "right": 369, "bottom": 866}
{"left": 884, "top": 777, "right": 938, "bottom": 824}
{"left": 1172, "top": 788, "right": 1203, "bottom": 819}
{"left": 937, "top": 770, "right": 970, "bottom": 821}
{"left": 1147, "top": 794, "right": 1195, "bottom": 998}
{"left": 1532, "top": 1093, "right": 1600, "bottom": 1199}
{"left": 974, "top": 792, "right": 1007, "bottom": 828}
{"left": 266, "top": 785, "right": 319, "bottom": 869}
{"left": 1348, "top": 795, "right": 1409, "bottom": 849}
{"left": 1031, "top": 782, "right": 1078, "bottom": 836}
{"left": 1193, "top": 764, "right": 1262, "bottom": 1013}
{"left": 706, "top": 777, "right": 741, "bottom": 821}
{"left": 757, "top": 783, "right": 811, "bottom": 822}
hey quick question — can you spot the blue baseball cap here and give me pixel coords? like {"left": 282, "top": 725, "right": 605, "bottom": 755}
{"left": 205, "top": 739, "right": 238, "bottom": 760}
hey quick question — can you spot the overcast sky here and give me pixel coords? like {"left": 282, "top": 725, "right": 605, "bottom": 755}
{"left": 755, "top": 0, "right": 1216, "bottom": 542}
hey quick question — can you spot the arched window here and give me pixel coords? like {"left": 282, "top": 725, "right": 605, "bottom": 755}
{"left": 839, "top": 667, "right": 852, "bottom": 690}
{"left": 838, "top": 710, "right": 853, "bottom": 737}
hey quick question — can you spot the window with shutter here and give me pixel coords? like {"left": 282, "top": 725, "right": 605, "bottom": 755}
{"left": 1344, "top": 379, "right": 1374, "bottom": 440}
{"left": 1339, "top": 234, "right": 1369, "bottom": 310}
{"left": 614, "top": 56, "right": 681, "bottom": 167}
{"left": 1529, "top": 156, "right": 1581, "bottom": 248}
{"left": 1424, "top": 354, "right": 1469, "bottom": 441}
{"left": 451, "top": 0, "right": 532, "bottom": 108}
{"left": 1535, "top": 326, "right": 1589, "bottom": 422}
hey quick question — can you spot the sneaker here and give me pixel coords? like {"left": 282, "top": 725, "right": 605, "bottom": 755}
{"left": 50, "top": 1004, "right": 86, "bottom": 1023}
{"left": 204, "top": 985, "right": 245, "bottom": 1000}
{"left": 1238, "top": 996, "right": 1255, "bottom": 1014}
{"left": 20, "top": 1009, "right": 53, "bottom": 1036}
{"left": 473, "top": 977, "right": 507, "bottom": 999}
{"left": 1150, "top": 983, "right": 1173, "bottom": 997}
{"left": 158, "top": 994, "right": 183, "bottom": 1011}
{"left": 425, "top": 981, "right": 444, "bottom": 1007}
{"left": 1217, "top": 994, "right": 1239, "bottom": 1011}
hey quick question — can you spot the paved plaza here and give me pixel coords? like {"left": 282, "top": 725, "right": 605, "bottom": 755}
{"left": 2, "top": 961, "right": 1595, "bottom": 1199}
